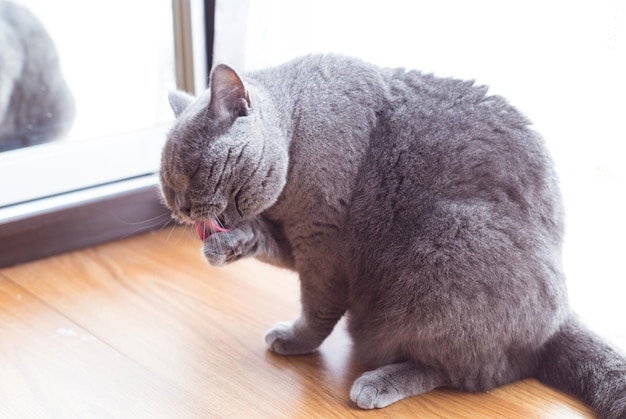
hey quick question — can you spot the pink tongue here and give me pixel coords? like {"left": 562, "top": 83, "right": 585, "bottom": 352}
{"left": 194, "top": 219, "right": 231, "bottom": 241}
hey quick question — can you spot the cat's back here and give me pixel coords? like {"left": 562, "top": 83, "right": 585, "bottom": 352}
{"left": 346, "top": 68, "right": 567, "bottom": 370}
{"left": 247, "top": 54, "right": 390, "bottom": 121}
{"left": 352, "top": 67, "right": 562, "bottom": 239}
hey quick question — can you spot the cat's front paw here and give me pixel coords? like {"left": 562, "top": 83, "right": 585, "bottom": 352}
{"left": 202, "top": 236, "right": 242, "bottom": 266}
{"left": 201, "top": 228, "right": 252, "bottom": 266}
{"left": 265, "top": 321, "right": 320, "bottom": 355}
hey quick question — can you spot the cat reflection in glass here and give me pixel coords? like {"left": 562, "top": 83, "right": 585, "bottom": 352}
{"left": 0, "top": 1, "right": 74, "bottom": 152}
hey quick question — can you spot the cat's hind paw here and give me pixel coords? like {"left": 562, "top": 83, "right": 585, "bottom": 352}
{"left": 350, "top": 362, "right": 445, "bottom": 409}
{"left": 350, "top": 370, "right": 403, "bottom": 409}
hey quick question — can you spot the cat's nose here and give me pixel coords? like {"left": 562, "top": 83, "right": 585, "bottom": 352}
{"left": 175, "top": 190, "right": 192, "bottom": 216}
{"left": 180, "top": 205, "right": 192, "bottom": 217}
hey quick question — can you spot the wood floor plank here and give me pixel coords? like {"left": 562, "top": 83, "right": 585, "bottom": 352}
{"left": 0, "top": 228, "right": 599, "bottom": 418}
{"left": 0, "top": 274, "right": 205, "bottom": 419}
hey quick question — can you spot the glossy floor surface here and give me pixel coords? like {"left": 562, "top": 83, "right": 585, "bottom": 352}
{"left": 0, "top": 228, "right": 606, "bottom": 418}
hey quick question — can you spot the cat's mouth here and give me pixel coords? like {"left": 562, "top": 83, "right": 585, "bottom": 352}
{"left": 194, "top": 217, "right": 232, "bottom": 241}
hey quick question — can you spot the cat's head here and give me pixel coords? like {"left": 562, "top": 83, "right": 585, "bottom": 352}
{"left": 160, "top": 64, "right": 288, "bottom": 231}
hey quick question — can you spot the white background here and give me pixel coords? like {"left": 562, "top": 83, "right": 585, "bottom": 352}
{"left": 0, "top": 0, "right": 186, "bottom": 208}
{"left": 214, "top": 0, "right": 626, "bottom": 347}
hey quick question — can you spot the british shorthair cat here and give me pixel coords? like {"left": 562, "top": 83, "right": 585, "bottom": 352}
{"left": 160, "top": 54, "right": 625, "bottom": 418}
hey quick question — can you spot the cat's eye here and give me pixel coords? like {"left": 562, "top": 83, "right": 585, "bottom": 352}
{"left": 161, "top": 186, "right": 176, "bottom": 206}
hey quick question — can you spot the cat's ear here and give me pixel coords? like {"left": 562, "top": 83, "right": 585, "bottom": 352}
{"left": 208, "top": 64, "right": 251, "bottom": 127}
{"left": 168, "top": 90, "right": 195, "bottom": 117}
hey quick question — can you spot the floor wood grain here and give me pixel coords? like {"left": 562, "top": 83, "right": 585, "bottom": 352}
{"left": 0, "top": 227, "right": 611, "bottom": 418}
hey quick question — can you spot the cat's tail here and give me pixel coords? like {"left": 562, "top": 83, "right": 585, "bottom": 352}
{"left": 535, "top": 316, "right": 626, "bottom": 419}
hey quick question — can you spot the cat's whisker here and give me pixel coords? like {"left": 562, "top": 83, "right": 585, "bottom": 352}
{"left": 164, "top": 220, "right": 188, "bottom": 244}
{"left": 112, "top": 212, "right": 172, "bottom": 227}
{"left": 176, "top": 224, "right": 191, "bottom": 245}
{"left": 158, "top": 218, "right": 175, "bottom": 233}
{"left": 138, "top": 212, "right": 173, "bottom": 225}
{"left": 217, "top": 215, "right": 238, "bottom": 251}
{"left": 164, "top": 224, "right": 177, "bottom": 243}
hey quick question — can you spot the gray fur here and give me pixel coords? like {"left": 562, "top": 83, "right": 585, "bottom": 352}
{"left": 160, "top": 54, "right": 626, "bottom": 418}
{"left": 0, "top": 1, "right": 75, "bottom": 151}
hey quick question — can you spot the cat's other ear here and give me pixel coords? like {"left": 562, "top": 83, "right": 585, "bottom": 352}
{"left": 169, "top": 90, "right": 195, "bottom": 117}
{"left": 208, "top": 64, "right": 251, "bottom": 127}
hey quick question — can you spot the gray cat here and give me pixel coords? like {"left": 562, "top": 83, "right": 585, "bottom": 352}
{"left": 160, "top": 54, "right": 626, "bottom": 418}
{"left": 0, "top": 1, "right": 75, "bottom": 152}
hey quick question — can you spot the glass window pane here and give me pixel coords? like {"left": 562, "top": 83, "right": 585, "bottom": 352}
{"left": 0, "top": 0, "right": 179, "bottom": 207}
{"left": 1, "top": 0, "right": 175, "bottom": 150}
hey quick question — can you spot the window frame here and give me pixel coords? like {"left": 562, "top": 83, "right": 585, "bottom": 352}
{"left": 0, "top": 0, "right": 215, "bottom": 268}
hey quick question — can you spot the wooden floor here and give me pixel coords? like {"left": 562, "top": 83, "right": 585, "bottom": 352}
{"left": 0, "top": 227, "right": 605, "bottom": 418}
